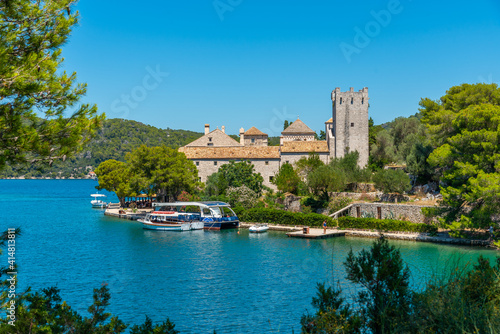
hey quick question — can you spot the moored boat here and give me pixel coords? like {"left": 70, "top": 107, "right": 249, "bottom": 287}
{"left": 91, "top": 193, "right": 107, "bottom": 208}
{"left": 140, "top": 201, "right": 239, "bottom": 231}
{"left": 249, "top": 223, "right": 268, "bottom": 233}
{"left": 141, "top": 202, "right": 240, "bottom": 231}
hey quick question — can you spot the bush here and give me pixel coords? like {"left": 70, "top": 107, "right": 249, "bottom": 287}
{"left": 338, "top": 216, "right": 437, "bottom": 234}
{"left": 373, "top": 168, "right": 411, "bottom": 194}
{"left": 328, "top": 196, "right": 353, "bottom": 214}
{"left": 239, "top": 208, "right": 335, "bottom": 227}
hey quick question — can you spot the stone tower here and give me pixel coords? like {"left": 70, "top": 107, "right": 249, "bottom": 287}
{"left": 331, "top": 87, "right": 369, "bottom": 167}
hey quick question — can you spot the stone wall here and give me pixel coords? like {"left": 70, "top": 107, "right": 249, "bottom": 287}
{"left": 194, "top": 158, "right": 280, "bottom": 189}
{"left": 348, "top": 203, "right": 434, "bottom": 223}
{"left": 280, "top": 152, "right": 330, "bottom": 166}
{"left": 331, "top": 87, "right": 369, "bottom": 167}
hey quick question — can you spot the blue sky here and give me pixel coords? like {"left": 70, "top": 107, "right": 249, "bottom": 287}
{"left": 62, "top": 0, "right": 500, "bottom": 136}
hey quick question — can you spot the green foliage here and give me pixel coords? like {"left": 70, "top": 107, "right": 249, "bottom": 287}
{"left": 308, "top": 165, "right": 346, "bottom": 201}
{"left": 130, "top": 316, "right": 179, "bottom": 334}
{"left": 301, "top": 283, "right": 362, "bottom": 333}
{"left": 272, "top": 163, "right": 301, "bottom": 194}
{"left": 2, "top": 118, "right": 203, "bottom": 178}
{"left": 0, "top": 0, "right": 104, "bottom": 171}
{"left": 239, "top": 207, "right": 335, "bottom": 227}
{"left": 205, "top": 160, "right": 263, "bottom": 197}
{"left": 330, "top": 151, "right": 371, "bottom": 184}
{"left": 412, "top": 256, "right": 500, "bottom": 333}
{"left": 94, "top": 159, "right": 132, "bottom": 206}
{"left": 421, "top": 83, "right": 500, "bottom": 229}
{"left": 338, "top": 216, "right": 438, "bottom": 234}
{"left": 369, "top": 129, "right": 396, "bottom": 169}
{"left": 372, "top": 168, "right": 411, "bottom": 194}
{"left": 126, "top": 145, "right": 199, "bottom": 202}
{"left": 295, "top": 153, "right": 325, "bottom": 179}
{"left": 344, "top": 236, "right": 412, "bottom": 334}
{"left": 328, "top": 196, "right": 353, "bottom": 214}
{"left": 303, "top": 237, "right": 500, "bottom": 334}
{"left": 369, "top": 116, "right": 430, "bottom": 174}
{"left": 405, "top": 142, "right": 435, "bottom": 184}
{"left": 225, "top": 185, "right": 258, "bottom": 209}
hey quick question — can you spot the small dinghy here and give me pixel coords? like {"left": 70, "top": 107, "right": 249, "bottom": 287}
{"left": 249, "top": 223, "right": 269, "bottom": 233}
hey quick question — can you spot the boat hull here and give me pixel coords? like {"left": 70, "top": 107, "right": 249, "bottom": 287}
{"left": 141, "top": 221, "right": 204, "bottom": 231}
{"left": 249, "top": 227, "right": 269, "bottom": 233}
{"left": 203, "top": 220, "right": 240, "bottom": 230}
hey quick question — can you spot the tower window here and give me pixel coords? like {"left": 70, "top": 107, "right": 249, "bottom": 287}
{"left": 351, "top": 123, "right": 354, "bottom": 127}
{"left": 265, "top": 161, "right": 269, "bottom": 165}
{"left": 208, "top": 137, "right": 212, "bottom": 142}
{"left": 269, "top": 176, "right": 274, "bottom": 182}
{"left": 207, "top": 143, "right": 213, "bottom": 146}
{"left": 362, "top": 97, "right": 364, "bottom": 104}
{"left": 339, "top": 97, "right": 342, "bottom": 105}
{"left": 214, "top": 161, "right": 217, "bottom": 166}
{"left": 351, "top": 97, "right": 353, "bottom": 104}
{"left": 251, "top": 138, "right": 255, "bottom": 143}
{"left": 196, "top": 161, "right": 199, "bottom": 166}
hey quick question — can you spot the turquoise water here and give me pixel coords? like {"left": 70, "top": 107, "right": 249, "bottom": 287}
{"left": 0, "top": 180, "right": 498, "bottom": 333}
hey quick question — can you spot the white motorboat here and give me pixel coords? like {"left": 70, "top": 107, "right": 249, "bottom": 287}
{"left": 91, "top": 193, "right": 107, "bottom": 208}
{"left": 140, "top": 201, "right": 239, "bottom": 231}
{"left": 249, "top": 224, "right": 269, "bottom": 233}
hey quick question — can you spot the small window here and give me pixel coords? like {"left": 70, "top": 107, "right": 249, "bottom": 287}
{"left": 214, "top": 161, "right": 217, "bottom": 166}
{"left": 196, "top": 161, "right": 199, "bottom": 166}
{"left": 339, "top": 97, "right": 342, "bottom": 105}
{"left": 265, "top": 161, "right": 269, "bottom": 165}
{"left": 269, "top": 176, "right": 274, "bottom": 182}
{"left": 198, "top": 177, "right": 201, "bottom": 182}
{"left": 351, "top": 123, "right": 354, "bottom": 127}
{"left": 362, "top": 97, "right": 364, "bottom": 104}
{"left": 207, "top": 143, "right": 213, "bottom": 146}
{"left": 351, "top": 97, "right": 353, "bottom": 104}
{"left": 285, "top": 161, "right": 289, "bottom": 164}
{"left": 251, "top": 138, "right": 255, "bottom": 143}
{"left": 208, "top": 137, "right": 212, "bottom": 142}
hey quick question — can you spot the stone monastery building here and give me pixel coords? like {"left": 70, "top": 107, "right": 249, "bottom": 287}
{"left": 179, "top": 87, "right": 369, "bottom": 188}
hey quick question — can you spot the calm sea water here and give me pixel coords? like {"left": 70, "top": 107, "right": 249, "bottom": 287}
{"left": 0, "top": 180, "right": 498, "bottom": 333}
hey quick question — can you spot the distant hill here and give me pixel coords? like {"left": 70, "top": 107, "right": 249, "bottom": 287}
{"left": 0, "top": 118, "right": 203, "bottom": 178}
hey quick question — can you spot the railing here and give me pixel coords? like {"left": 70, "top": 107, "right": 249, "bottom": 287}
{"left": 329, "top": 204, "right": 353, "bottom": 219}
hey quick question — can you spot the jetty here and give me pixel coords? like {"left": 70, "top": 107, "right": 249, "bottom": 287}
{"left": 104, "top": 207, "right": 150, "bottom": 221}
{"left": 287, "top": 227, "right": 346, "bottom": 239}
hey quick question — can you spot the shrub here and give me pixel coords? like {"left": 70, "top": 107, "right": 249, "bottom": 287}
{"left": 338, "top": 216, "right": 437, "bottom": 234}
{"left": 328, "top": 196, "right": 353, "bottom": 214}
{"left": 239, "top": 208, "right": 335, "bottom": 227}
{"left": 373, "top": 168, "right": 411, "bottom": 194}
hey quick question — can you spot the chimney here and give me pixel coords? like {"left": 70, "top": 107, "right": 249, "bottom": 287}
{"left": 204, "top": 124, "right": 210, "bottom": 135}
{"left": 239, "top": 127, "right": 245, "bottom": 146}
{"left": 221, "top": 125, "right": 225, "bottom": 133}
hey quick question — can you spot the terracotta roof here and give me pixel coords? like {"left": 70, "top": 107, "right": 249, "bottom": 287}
{"left": 282, "top": 119, "right": 316, "bottom": 135}
{"left": 183, "top": 129, "right": 241, "bottom": 147}
{"left": 244, "top": 126, "right": 267, "bottom": 136}
{"left": 325, "top": 118, "right": 333, "bottom": 123}
{"left": 281, "top": 141, "right": 329, "bottom": 153}
{"left": 179, "top": 146, "right": 280, "bottom": 159}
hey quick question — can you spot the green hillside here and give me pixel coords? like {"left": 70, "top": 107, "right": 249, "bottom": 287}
{"left": 0, "top": 118, "right": 203, "bottom": 178}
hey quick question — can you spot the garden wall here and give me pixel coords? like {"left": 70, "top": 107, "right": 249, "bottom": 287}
{"left": 348, "top": 203, "right": 434, "bottom": 224}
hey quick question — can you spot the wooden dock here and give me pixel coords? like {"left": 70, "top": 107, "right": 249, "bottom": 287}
{"left": 287, "top": 228, "right": 346, "bottom": 239}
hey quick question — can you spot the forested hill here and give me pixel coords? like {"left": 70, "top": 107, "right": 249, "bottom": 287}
{"left": 0, "top": 118, "right": 203, "bottom": 178}
{"left": 87, "top": 119, "right": 202, "bottom": 163}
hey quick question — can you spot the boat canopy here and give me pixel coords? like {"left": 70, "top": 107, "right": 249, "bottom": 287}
{"left": 90, "top": 194, "right": 106, "bottom": 197}
{"left": 153, "top": 201, "right": 231, "bottom": 208}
